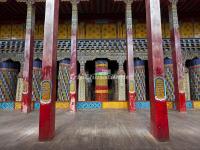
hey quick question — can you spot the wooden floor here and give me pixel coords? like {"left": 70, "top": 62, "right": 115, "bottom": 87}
{"left": 0, "top": 109, "right": 200, "bottom": 150}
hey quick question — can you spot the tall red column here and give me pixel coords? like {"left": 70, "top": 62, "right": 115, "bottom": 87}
{"left": 125, "top": 0, "right": 136, "bottom": 112}
{"left": 39, "top": 0, "right": 59, "bottom": 141}
{"left": 168, "top": 0, "right": 186, "bottom": 112}
{"left": 69, "top": 1, "right": 78, "bottom": 112}
{"left": 21, "top": 1, "right": 35, "bottom": 113}
{"left": 115, "top": 0, "right": 136, "bottom": 111}
{"left": 145, "top": 0, "right": 169, "bottom": 141}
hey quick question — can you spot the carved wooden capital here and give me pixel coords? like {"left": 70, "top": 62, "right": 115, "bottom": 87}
{"left": 80, "top": 63, "right": 85, "bottom": 74}
{"left": 61, "top": 0, "right": 89, "bottom": 4}
{"left": 117, "top": 59, "right": 124, "bottom": 66}
{"left": 168, "top": 0, "right": 179, "bottom": 29}
{"left": 79, "top": 59, "right": 86, "bottom": 66}
{"left": 16, "top": 0, "right": 35, "bottom": 4}
{"left": 25, "top": 1, "right": 35, "bottom": 30}
{"left": 114, "top": 0, "right": 133, "bottom": 5}
{"left": 168, "top": 0, "right": 178, "bottom": 5}
{"left": 126, "top": 0, "right": 134, "bottom": 5}
{"left": 27, "top": 0, "right": 35, "bottom": 5}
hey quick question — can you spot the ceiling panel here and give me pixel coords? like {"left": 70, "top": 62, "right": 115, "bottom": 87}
{"left": 0, "top": 0, "right": 199, "bottom": 22}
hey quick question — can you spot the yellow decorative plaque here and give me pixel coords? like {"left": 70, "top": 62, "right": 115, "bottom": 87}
{"left": 40, "top": 80, "right": 51, "bottom": 104}
{"left": 23, "top": 80, "right": 28, "bottom": 94}
{"left": 179, "top": 79, "right": 184, "bottom": 93}
{"left": 70, "top": 80, "right": 76, "bottom": 94}
{"left": 154, "top": 77, "right": 166, "bottom": 101}
{"left": 129, "top": 80, "right": 135, "bottom": 93}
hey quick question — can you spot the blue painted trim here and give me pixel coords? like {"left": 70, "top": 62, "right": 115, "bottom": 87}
{"left": 134, "top": 59, "right": 145, "bottom": 67}
{"left": 59, "top": 58, "right": 70, "bottom": 64}
{"left": 0, "top": 101, "right": 194, "bottom": 111}
{"left": 135, "top": 101, "right": 193, "bottom": 109}
{"left": 173, "top": 101, "right": 193, "bottom": 109}
{"left": 136, "top": 101, "right": 150, "bottom": 109}
{"left": 190, "top": 58, "right": 200, "bottom": 66}
{"left": 186, "top": 101, "right": 193, "bottom": 109}
{"left": 33, "top": 59, "right": 42, "bottom": 68}
{"left": 164, "top": 58, "right": 173, "bottom": 65}
{"left": 96, "top": 60, "right": 108, "bottom": 64}
{"left": 0, "top": 60, "right": 19, "bottom": 69}
{"left": 34, "top": 102, "right": 40, "bottom": 110}
{"left": 77, "top": 102, "right": 102, "bottom": 109}
{"left": 0, "top": 102, "right": 14, "bottom": 111}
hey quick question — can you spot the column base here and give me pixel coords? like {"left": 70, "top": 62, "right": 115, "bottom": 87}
{"left": 70, "top": 93, "right": 77, "bottom": 112}
{"left": 21, "top": 96, "right": 32, "bottom": 113}
{"left": 176, "top": 92, "right": 186, "bottom": 112}
{"left": 150, "top": 100, "right": 169, "bottom": 142}
{"left": 128, "top": 92, "right": 136, "bottom": 112}
{"left": 39, "top": 102, "right": 55, "bottom": 141}
{"left": 21, "top": 105, "right": 31, "bottom": 113}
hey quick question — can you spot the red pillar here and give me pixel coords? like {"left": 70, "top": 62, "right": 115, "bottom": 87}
{"left": 145, "top": 0, "right": 169, "bottom": 141}
{"left": 125, "top": 1, "right": 136, "bottom": 112}
{"left": 39, "top": 0, "right": 59, "bottom": 141}
{"left": 21, "top": 2, "right": 35, "bottom": 113}
{"left": 69, "top": 1, "right": 78, "bottom": 112}
{"left": 168, "top": 0, "right": 186, "bottom": 112}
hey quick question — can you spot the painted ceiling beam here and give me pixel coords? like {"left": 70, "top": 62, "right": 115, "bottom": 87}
{"left": 16, "top": 0, "right": 45, "bottom": 2}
